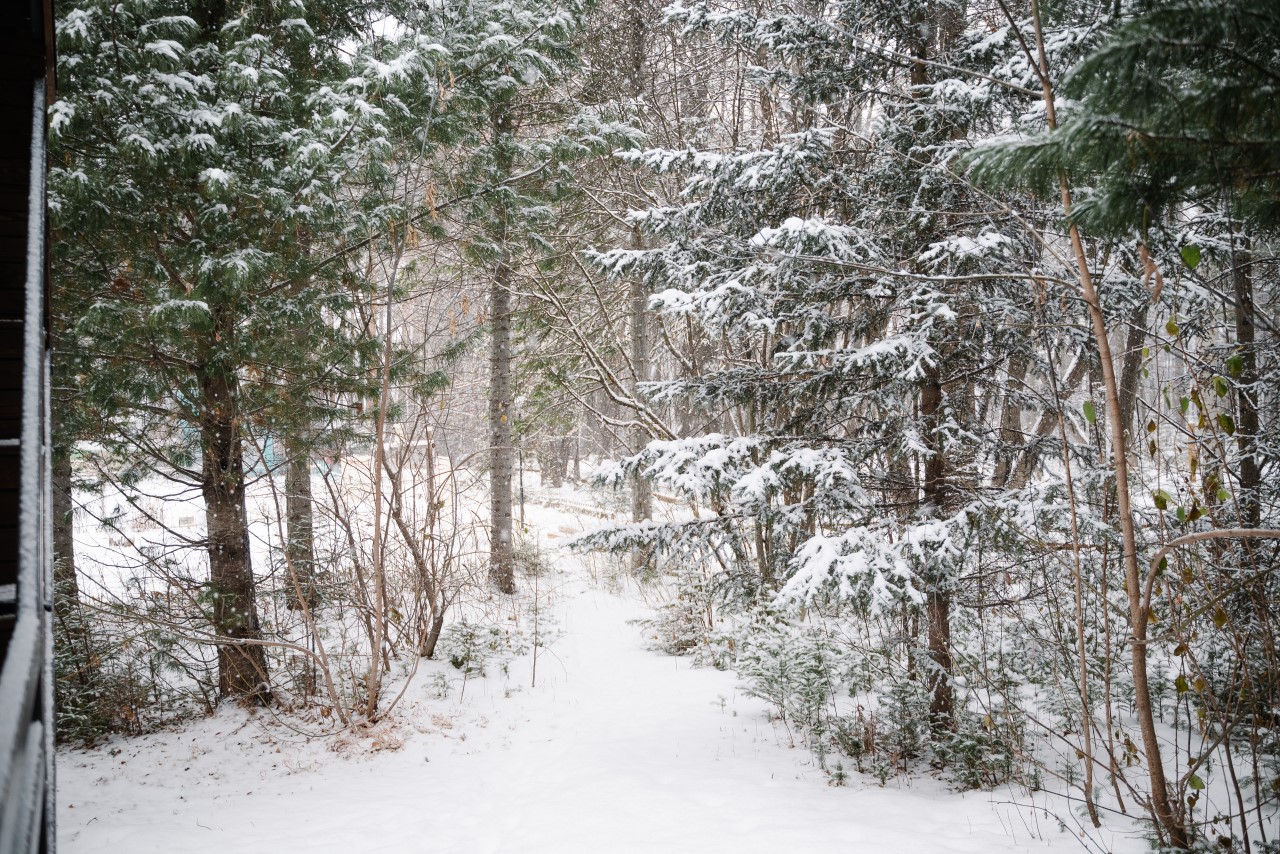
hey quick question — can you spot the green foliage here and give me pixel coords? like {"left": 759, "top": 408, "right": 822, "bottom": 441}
{"left": 436, "top": 620, "right": 530, "bottom": 677}
{"left": 48, "top": 0, "right": 415, "bottom": 490}
{"left": 969, "top": 0, "right": 1280, "bottom": 234}
{"left": 738, "top": 620, "right": 839, "bottom": 732}
{"left": 934, "top": 716, "right": 1019, "bottom": 791}
{"left": 438, "top": 621, "right": 501, "bottom": 676}
{"left": 634, "top": 560, "right": 727, "bottom": 663}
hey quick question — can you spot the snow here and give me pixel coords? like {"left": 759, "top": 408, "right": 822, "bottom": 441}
{"left": 918, "top": 231, "right": 1013, "bottom": 264}
{"left": 150, "top": 299, "right": 211, "bottom": 317}
{"left": 279, "top": 18, "right": 314, "bottom": 36}
{"left": 198, "top": 167, "right": 231, "bottom": 187}
{"left": 780, "top": 526, "right": 921, "bottom": 609}
{"left": 144, "top": 40, "right": 186, "bottom": 61}
{"left": 58, "top": 498, "right": 1148, "bottom": 854}
{"left": 187, "top": 109, "right": 223, "bottom": 128}
{"left": 49, "top": 100, "right": 75, "bottom": 134}
{"left": 122, "top": 133, "right": 158, "bottom": 158}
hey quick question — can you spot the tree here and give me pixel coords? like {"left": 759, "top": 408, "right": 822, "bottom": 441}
{"left": 394, "top": 0, "right": 589, "bottom": 593}
{"left": 585, "top": 0, "right": 1053, "bottom": 739}
{"left": 50, "top": 0, "right": 402, "bottom": 702}
{"left": 968, "top": 1, "right": 1280, "bottom": 844}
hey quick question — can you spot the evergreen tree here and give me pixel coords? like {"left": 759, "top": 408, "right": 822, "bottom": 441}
{"left": 49, "top": 0, "right": 413, "bottom": 701}
{"left": 586, "top": 0, "right": 1054, "bottom": 738}
{"left": 972, "top": 0, "right": 1280, "bottom": 234}
{"left": 394, "top": 0, "right": 601, "bottom": 593}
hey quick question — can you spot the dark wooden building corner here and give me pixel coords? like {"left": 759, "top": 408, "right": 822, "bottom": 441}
{"left": 0, "top": 0, "right": 54, "bottom": 850}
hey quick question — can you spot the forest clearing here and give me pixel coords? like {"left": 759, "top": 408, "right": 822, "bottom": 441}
{"left": 58, "top": 497, "right": 1148, "bottom": 854}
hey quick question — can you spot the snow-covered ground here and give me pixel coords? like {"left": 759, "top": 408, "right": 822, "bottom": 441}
{"left": 57, "top": 502, "right": 1147, "bottom": 854}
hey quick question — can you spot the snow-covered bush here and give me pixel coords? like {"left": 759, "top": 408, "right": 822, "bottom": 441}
{"left": 436, "top": 621, "right": 530, "bottom": 678}
{"left": 635, "top": 559, "right": 726, "bottom": 663}
{"left": 935, "top": 718, "right": 1019, "bottom": 791}
{"left": 738, "top": 620, "right": 840, "bottom": 734}
{"left": 437, "top": 622, "right": 503, "bottom": 677}
{"left": 54, "top": 594, "right": 214, "bottom": 743}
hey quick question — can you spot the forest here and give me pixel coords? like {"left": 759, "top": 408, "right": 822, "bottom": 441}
{"left": 46, "top": 0, "right": 1279, "bottom": 851}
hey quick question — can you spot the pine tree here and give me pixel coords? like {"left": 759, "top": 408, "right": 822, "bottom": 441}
{"left": 49, "top": 0, "right": 410, "bottom": 702}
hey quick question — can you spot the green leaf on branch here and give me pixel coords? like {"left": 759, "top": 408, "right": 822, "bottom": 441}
{"left": 1218, "top": 413, "right": 1236, "bottom": 435}
{"left": 1213, "top": 376, "right": 1230, "bottom": 397}
{"left": 1153, "top": 489, "right": 1171, "bottom": 511}
{"left": 1181, "top": 245, "right": 1201, "bottom": 269}
{"left": 1082, "top": 400, "right": 1097, "bottom": 424}
{"left": 1188, "top": 774, "right": 1205, "bottom": 791}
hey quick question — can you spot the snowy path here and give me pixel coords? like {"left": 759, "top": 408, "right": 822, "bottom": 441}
{"left": 57, "top": 504, "right": 1143, "bottom": 854}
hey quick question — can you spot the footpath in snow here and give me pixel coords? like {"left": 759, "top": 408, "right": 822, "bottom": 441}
{"left": 57, "top": 502, "right": 1145, "bottom": 854}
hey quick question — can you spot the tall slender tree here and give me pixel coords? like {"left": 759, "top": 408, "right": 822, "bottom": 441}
{"left": 395, "top": 0, "right": 588, "bottom": 593}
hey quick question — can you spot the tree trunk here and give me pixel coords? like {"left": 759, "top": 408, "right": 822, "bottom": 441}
{"left": 1232, "top": 242, "right": 1260, "bottom": 529}
{"left": 421, "top": 612, "right": 446, "bottom": 660}
{"left": 538, "top": 439, "right": 569, "bottom": 489}
{"left": 1076, "top": 236, "right": 1183, "bottom": 850}
{"left": 991, "top": 348, "right": 1027, "bottom": 488}
{"left": 920, "top": 361, "right": 954, "bottom": 732}
{"left": 284, "top": 437, "right": 318, "bottom": 610}
{"left": 629, "top": 229, "right": 652, "bottom": 525}
{"left": 50, "top": 425, "right": 95, "bottom": 692}
{"left": 367, "top": 265, "right": 397, "bottom": 718}
{"left": 910, "top": 9, "right": 955, "bottom": 736}
{"left": 51, "top": 432, "right": 79, "bottom": 609}
{"left": 283, "top": 228, "right": 319, "bottom": 612}
{"left": 571, "top": 427, "right": 581, "bottom": 483}
{"left": 200, "top": 369, "right": 270, "bottom": 704}
{"left": 488, "top": 97, "right": 516, "bottom": 595}
{"left": 626, "top": 0, "right": 654, "bottom": 526}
